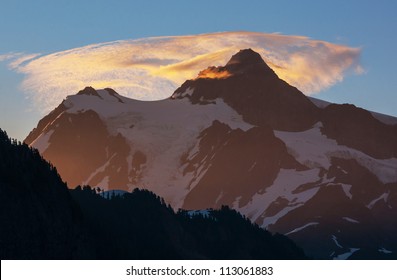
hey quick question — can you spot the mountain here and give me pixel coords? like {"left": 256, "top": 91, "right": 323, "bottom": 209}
{"left": 0, "top": 129, "right": 305, "bottom": 259}
{"left": 25, "top": 49, "right": 397, "bottom": 259}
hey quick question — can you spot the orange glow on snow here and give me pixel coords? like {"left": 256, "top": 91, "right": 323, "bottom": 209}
{"left": 196, "top": 67, "right": 232, "bottom": 80}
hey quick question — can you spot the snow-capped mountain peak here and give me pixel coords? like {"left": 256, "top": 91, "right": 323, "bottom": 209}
{"left": 25, "top": 49, "right": 397, "bottom": 259}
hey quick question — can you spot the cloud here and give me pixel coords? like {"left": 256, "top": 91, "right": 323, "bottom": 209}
{"left": 0, "top": 52, "right": 40, "bottom": 67}
{"left": 4, "top": 31, "right": 361, "bottom": 113}
{"left": 0, "top": 53, "right": 26, "bottom": 62}
{"left": 8, "top": 53, "right": 41, "bottom": 69}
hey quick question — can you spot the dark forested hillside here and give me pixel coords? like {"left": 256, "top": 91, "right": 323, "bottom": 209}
{"left": 0, "top": 129, "right": 82, "bottom": 259}
{"left": 0, "top": 128, "right": 306, "bottom": 259}
{"left": 70, "top": 187, "right": 306, "bottom": 259}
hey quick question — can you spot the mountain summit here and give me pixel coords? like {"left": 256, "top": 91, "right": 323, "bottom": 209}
{"left": 77, "top": 86, "right": 102, "bottom": 97}
{"left": 224, "top": 48, "right": 277, "bottom": 77}
{"left": 25, "top": 50, "right": 397, "bottom": 259}
{"left": 192, "top": 48, "right": 276, "bottom": 81}
{"left": 173, "top": 49, "right": 319, "bottom": 131}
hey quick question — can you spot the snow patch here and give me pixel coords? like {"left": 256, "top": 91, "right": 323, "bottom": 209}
{"left": 83, "top": 154, "right": 116, "bottom": 187}
{"left": 275, "top": 122, "right": 397, "bottom": 184}
{"left": 239, "top": 168, "right": 321, "bottom": 228}
{"left": 30, "top": 130, "right": 54, "bottom": 153}
{"left": 378, "top": 248, "right": 393, "bottom": 254}
{"left": 248, "top": 162, "right": 257, "bottom": 172}
{"left": 340, "top": 184, "right": 352, "bottom": 199}
{"left": 333, "top": 248, "right": 360, "bottom": 260}
{"left": 96, "top": 176, "right": 110, "bottom": 189}
{"left": 285, "top": 222, "right": 319, "bottom": 235}
{"left": 215, "top": 191, "right": 224, "bottom": 204}
{"left": 337, "top": 166, "right": 348, "bottom": 174}
{"left": 232, "top": 196, "right": 242, "bottom": 209}
{"left": 366, "top": 192, "right": 389, "bottom": 209}
{"left": 332, "top": 235, "right": 343, "bottom": 248}
{"left": 342, "top": 217, "right": 360, "bottom": 223}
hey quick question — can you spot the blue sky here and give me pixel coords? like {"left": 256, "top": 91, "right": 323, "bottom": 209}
{"left": 1, "top": 0, "right": 397, "bottom": 140}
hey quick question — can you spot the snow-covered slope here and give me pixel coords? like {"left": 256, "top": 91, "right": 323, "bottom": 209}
{"left": 25, "top": 49, "right": 397, "bottom": 259}
{"left": 28, "top": 86, "right": 254, "bottom": 208}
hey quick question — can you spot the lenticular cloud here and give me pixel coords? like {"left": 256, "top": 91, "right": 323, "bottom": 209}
{"left": 5, "top": 31, "right": 362, "bottom": 113}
